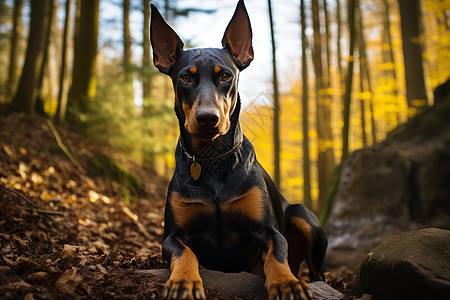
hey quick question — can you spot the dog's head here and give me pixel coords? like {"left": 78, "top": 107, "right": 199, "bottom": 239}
{"left": 150, "top": 0, "right": 253, "bottom": 145}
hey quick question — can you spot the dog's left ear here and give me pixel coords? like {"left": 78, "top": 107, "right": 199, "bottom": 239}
{"left": 222, "top": 0, "right": 254, "bottom": 70}
{"left": 150, "top": 4, "right": 184, "bottom": 75}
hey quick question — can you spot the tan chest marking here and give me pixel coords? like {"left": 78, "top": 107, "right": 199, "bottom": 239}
{"left": 222, "top": 187, "right": 264, "bottom": 222}
{"left": 170, "top": 187, "right": 264, "bottom": 227}
{"left": 170, "top": 193, "right": 215, "bottom": 227}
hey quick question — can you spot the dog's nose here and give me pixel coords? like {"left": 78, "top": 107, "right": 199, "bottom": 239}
{"left": 196, "top": 109, "right": 220, "bottom": 128}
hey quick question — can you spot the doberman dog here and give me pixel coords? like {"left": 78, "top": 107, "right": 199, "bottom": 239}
{"left": 150, "top": 1, "right": 327, "bottom": 299}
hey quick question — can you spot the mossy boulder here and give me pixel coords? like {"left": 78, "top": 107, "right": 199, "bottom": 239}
{"left": 325, "top": 84, "right": 450, "bottom": 268}
{"left": 355, "top": 228, "right": 450, "bottom": 299}
{"left": 88, "top": 153, "right": 145, "bottom": 197}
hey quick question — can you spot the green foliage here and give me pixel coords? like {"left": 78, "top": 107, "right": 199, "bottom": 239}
{"left": 87, "top": 152, "right": 144, "bottom": 198}
{"left": 142, "top": 95, "right": 176, "bottom": 156}
{"left": 65, "top": 94, "right": 91, "bottom": 132}
{"left": 81, "top": 58, "right": 143, "bottom": 161}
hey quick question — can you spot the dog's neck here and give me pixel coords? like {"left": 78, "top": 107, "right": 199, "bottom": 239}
{"left": 177, "top": 96, "right": 243, "bottom": 161}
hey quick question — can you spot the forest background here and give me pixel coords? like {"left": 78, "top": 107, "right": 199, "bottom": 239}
{"left": 0, "top": 0, "right": 449, "bottom": 216}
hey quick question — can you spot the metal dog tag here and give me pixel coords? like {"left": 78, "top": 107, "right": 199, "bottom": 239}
{"left": 190, "top": 162, "right": 201, "bottom": 180}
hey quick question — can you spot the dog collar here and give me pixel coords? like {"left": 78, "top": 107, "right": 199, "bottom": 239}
{"left": 179, "top": 136, "right": 243, "bottom": 180}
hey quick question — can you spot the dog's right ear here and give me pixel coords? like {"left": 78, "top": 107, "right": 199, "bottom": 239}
{"left": 150, "top": 5, "right": 184, "bottom": 75}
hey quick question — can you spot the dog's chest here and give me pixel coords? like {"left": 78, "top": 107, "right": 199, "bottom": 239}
{"left": 175, "top": 197, "right": 263, "bottom": 272}
{"left": 170, "top": 185, "right": 264, "bottom": 227}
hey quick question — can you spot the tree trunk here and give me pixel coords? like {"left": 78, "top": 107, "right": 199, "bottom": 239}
{"left": 67, "top": 0, "right": 99, "bottom": 124}
{"left": 123, "top": 0, "right": 132, "bottom": 83}
{"left": 382, "top": 0, "right": 398, "bottom": 87}
{"left": 268, "top": 0, "right": 281, "bottom": 189}
{"left": 142, "top": 0, "right": 152, "bottom": 100}
{"left": 311, "top": 0, "right": 335, "bottom": 210}
{"left": 56, "top": 0, "right": 72, "bottom": 122}
{"left": 359, "top": 48, "right": 367, "bottom": 147}
{"left": 336, "top": 0, "right": 343, "bottom": 92}
{"left": 342, "top": 0, "right": 357, "bottom": 161}
{"left": 12, "top": 0, "right": 52, "bottom": 114}
{"left": 381, "top": 0, "right": 400, "bottom": 125}
{"left": 357, "top": 2, "right": 376, "bottom": 146}
{"left": 142, "top": 0, "right": 156, "bottom": 169}
{"left": 6, "top": 0, "right": 23, "bottom": 100}
{"left": 322, "top": 0, "right": 332, "bottom": 86}
{"left": 398, "top": 0, "right": 428, "bottom": 116}
{"left": 36, "top": 0, "right": 55, "bottom": 114}
{"left": 300, "top": 0, "right": 312, "bottom": 209}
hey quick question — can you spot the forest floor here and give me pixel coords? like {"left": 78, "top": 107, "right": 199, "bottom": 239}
{"left": 0, "top": 106, "right": 357, "bottom": 299}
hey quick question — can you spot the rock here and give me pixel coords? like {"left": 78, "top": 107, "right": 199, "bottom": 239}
{"left": 354, "top": 228, "right": 450, "bottom": 299}
{"left": 325, "top": 146, "right": 414, "bottom": 268}
{"left": 137, "top": 268, "right": 344, "bottom": 299}
{"left": 325, "top": 90, "right": 450, "bottom": 269}
{"left": 309, "top": 281, "right": 344, "bottom": 300}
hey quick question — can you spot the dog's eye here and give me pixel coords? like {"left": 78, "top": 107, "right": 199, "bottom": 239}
{"left": 181, "top": 74, "right": 191, "bottom": 83}
{"left": 221, "top": 73, "right": 232, "bottom": 82}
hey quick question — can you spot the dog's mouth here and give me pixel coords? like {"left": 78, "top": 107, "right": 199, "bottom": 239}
{"left": 193, "top": 130, "right": 221, "bottom": 141}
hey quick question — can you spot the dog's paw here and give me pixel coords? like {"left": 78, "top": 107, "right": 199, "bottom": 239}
{"left": 266, "top": 278, "right": 314, "bottom": 300}
{"left": 162, "top": 277, "right": 206, "bottom": 300}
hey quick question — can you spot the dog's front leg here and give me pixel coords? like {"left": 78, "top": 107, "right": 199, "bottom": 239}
{"left": 162, "top": 235, "right": 206, "bottom": 300}
{"left": 262, "top": 229, "right": 314, "bottom": 300}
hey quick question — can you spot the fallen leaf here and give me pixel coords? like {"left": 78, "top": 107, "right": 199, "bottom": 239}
{"left": 101, "top": 195, "right": 111, "bottom": 204}
{"left": 30, "top": 173, "right": 43, "bottom": 184}
{"left": 59, "top": 244, "right": 80, "bottom": 261}
{"left": 28, "top": 271, "right": 48, "bottom": 282}
{"left": 89, "top": 190, "right": 99, "bottom": 203}
{"left": 40, "top": 190, "right": 53, "bottom": 201}
{"left": 24, "top": 293, "right": 34, "bottom": 300}
{"left": 6, "top": 279, "right": 33, "bottom": 290}
{"left": 96, "top": 264, "right": 108, "bottom": 275}
{"left": 66, "top": 194, "right": 77, "bottom": 204}
{"left": 3, "top": 145, "right": 14, "bottom": 157}
{"left": 18, "top": 162, "right": 28, "bottom": 180}
{"left": 55, "top": 268, "right": 83, "bottom": 295}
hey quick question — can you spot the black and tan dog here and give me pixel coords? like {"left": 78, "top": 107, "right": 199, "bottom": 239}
{"left": 150, "top": 1, "right": 327, "bottom": 299}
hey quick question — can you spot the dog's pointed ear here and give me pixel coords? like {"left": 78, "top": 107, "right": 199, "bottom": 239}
{"left": 222, "top": 0, "right": 254, "bottom": 70}
{"left": 150, "top": 4, "right": 184, "bottom": 75}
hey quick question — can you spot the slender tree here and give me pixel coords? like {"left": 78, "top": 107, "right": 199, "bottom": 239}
{"left": 336, "top": 0, "right": 343, "bottom": 91}
{"left": 358, "top": 3, "right": 376, "bottom": 144}
{"left": 142, "top": 0, "right": 152, "bottom": 100}
{"left": 123, "top": 0, "right": 133, "bottom": 83}
{"left": 6, "top": 0, "right": 23, "bottom": 100}
{"left": 311, "top": 0, "right": 335, "bottom": 210}
{"left": 342, "top": 0, "right": 357, "bottom": 161}
{"left": 380, "top": 0, "right": 401, "bottom": 126}
{"left": 322, "top": 0, "right": 332, "bottom": 85}
{"left": 381, "top": 0, "right": 399, "bottom": 92}
{"left": 12, "top": 0, "right": 52, "bottom": 114}
{"left": 358, "top": 16, "right": 367, "bottom": 146}
{"left": 268, "top": 0, "right": 281, "bottom": 188}
{"left": 36, "top": 0, "right": 55, "bottom": 114}
{"left": 67, "top": 0, "right": 99, "bottom": 125}
{"left": 398, "top": 0, "right": 428, "bottom": 116}
{"left": 300, "top": 0, "right": 312, "bottom": 208}
{"left": 56, "top": 0, "right": 72, "bottom": 122}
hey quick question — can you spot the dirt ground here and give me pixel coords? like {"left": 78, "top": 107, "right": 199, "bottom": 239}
{"left": 0, "top": 107, "right": 357, "bottom": 299}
